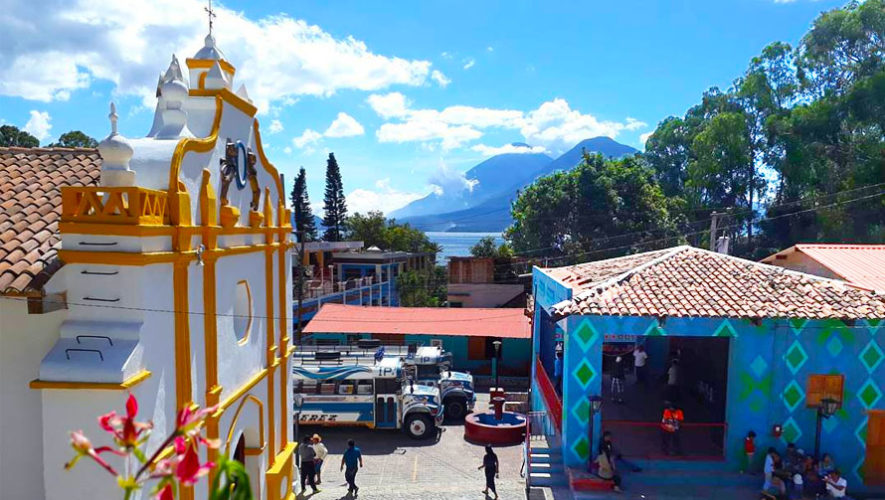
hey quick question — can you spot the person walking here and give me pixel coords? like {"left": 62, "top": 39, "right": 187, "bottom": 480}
{"left": 298, "top": 435, "right": 319, "bottom": 494}
{"left": 660, "top": 401, "right": 683, "bottom": 456}
{"left": 633, "top": 345, "right": 648, "bottom": 387}
{"left": 478, "top": 445, "right": 499, "bottom": 499}
{"left": 666, "top": 359, "right": 680, "bottom": 403}
{"left": 553, "top": 351, "right": 563, "bottom": 395}
{"left": 611, "top": 356, "right": 626, "bottom": 403}
{"left": 340, "top": 439, "right": 363, "bottom": 496}
{"left": 311, "top": 434, "right": 328, "bottom": 484}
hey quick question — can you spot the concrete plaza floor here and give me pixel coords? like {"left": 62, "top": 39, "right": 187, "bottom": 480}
{"left": 293, "top": 394, "right": 527, "bottom": 499}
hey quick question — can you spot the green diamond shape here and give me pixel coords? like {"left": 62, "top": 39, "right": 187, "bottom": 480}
{"left": 749, "top": 355, "right": 768, "bottom": 379}
{"left": 644, "top": 322, "right": 667, "bottom": 336}
{"left": 713, "top": 320, "right": 738, "bottom": 338}
{"left": 784, "top": 341, "right": 808, "bottom": 375}
{"left": 573, "top": 320, "right": 600, "bottom": 351}
{"left": 573, "top": 437, "right": 590, "bottom": 460}
{"left": 855, "top": 419, "right": 868, "bottom": 447}
{"left": 782, "top": 380, "right": 805, "bottom": 412}
{"left": 781, "top": 417, "right": 802, "bottom": 444}
{"left": 857, "top": 379, "right": 882, "bottom": 409}
{"left": 826, "top": 336, "right": 844, "bottom": 357}
{"left": 860, "top": 341, "right": 884, "bottom": 373}
{"left": 789, "top": 318, "right": 808, "bottom": 334}
{"left": 574, "top": 360, "right": 597, "bottom": 389}
{"left": 571, "top": 399, "right": 590, "bottom": 424}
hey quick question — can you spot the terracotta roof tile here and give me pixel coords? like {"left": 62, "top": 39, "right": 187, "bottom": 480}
{"left": 0, "top": 147, "right": 100, "bottom": 294}
{"left": 549, "top": 246, "right": 885, "bottom": 320}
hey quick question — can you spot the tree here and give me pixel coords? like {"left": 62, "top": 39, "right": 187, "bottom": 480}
{"left": 290, "top": 167, "right": 317, "bottom": 241}
{"left": 322, "top": 153, "right": 347, "bottom": 241}
{"left": 507, "top": 153, "right": 678, "bottom": 260}
{"left": 49, "top": 130, "right": 98, "bottom": 148}
{"left": 0, "top": 125, "right": 39, "bottom": 148}
{"left": 470, "top": 236, "right": 517, "bottom": 282}
{"left": 347, "top": 211, "right": 441, "bottom": 254}
{"left": 396, "top": 267, "right": 447, "bottom": 307}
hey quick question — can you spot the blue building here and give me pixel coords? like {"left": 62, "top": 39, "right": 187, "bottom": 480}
{"left": 530, "top": 246, "right": 885, "bottom": 492}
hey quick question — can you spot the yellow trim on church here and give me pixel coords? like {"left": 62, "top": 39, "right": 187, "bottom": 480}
{"left": 29, "top": 370, "right": 152, "bottom": 390}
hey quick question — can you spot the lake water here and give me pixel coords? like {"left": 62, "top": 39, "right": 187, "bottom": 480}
{"left": 426, "top": 232, "right": 504, "bottom": 262}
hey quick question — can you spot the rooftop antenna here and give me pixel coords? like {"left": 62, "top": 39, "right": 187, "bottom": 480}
{"left": 204, "top": 0, "right": 217, "bottom": 36}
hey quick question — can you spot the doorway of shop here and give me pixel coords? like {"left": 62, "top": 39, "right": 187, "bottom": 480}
{"left": 599, "top": 336, "right": 730, "bottom": 459}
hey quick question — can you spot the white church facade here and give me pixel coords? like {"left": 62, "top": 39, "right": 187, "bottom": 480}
{"left": 5, "top": 33, "right": 295, "bottom": 500}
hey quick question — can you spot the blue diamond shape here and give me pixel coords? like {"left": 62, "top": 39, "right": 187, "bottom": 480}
{"left": 572, "top": 319, "right": 600, "bottom": 352}
{"left": 860, "top": 340, "right": 884, "bottom": 374}
{"left": 857, "top": 379, "right": 883, "bottom": 409}
{"left": 826, "top": 336, "right": 844, "bottom": 357}
{"left": 822, "top": 415, "right": 839, "bottom": 434}
{"left": 573, "top": 359, "right": 597, "bottom": 389}
{"left": 713, "top": 320, "right": 738, "bottom": 338}
{"left": 782, "top": 380, "right": 806, "bottom": 413}
{"left": 853, "top": 455, "right": 866, "bottom": 484}
{"left": 781, "top": 417, "right": 803, "bottom": 444}
{"left": 749, "top": 355, "right": 768, "bottom": 379}
{"left": 855, "top": 417, "right": 868, "bottom": 448}
{"left": 571, "top": 398, "right": 590, "bottom": 425}
{"left": 784, "top": 341, "right": 808, "bottom": 375}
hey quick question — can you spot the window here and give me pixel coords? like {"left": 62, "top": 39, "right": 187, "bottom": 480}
{"left": 449, "top": 301, "right": 463, "bottom": 308}
{"left": 468, "top": 337, "right": 486, "bottom": 360}
{"left": 234, "top": 280, "right": 252, "bottom": 343}
{"left": 416, "top": 365, "right": 439, "bottom": 379}
{"left": 375, "top": 378, "right": 400, "bottom": 394}
{"left": 806, "top": 374, "right": 844, "bottom": 408}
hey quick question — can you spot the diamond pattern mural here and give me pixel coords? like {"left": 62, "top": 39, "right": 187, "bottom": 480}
{"left": 860, "top": 340, "right": 884, "bottom": 374}
{"left": 784, "top": 340, "right": 808, "bottom": 375}
{"left": 857, "top": 379, "right": 882, "bottom": 409}
{"left": 782, "top": 380, "right": 805, "bottom": 413}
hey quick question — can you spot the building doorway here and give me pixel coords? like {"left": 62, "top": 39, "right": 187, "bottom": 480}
{"left": 866, "top": 410, "right": 885, "bottom": 485}
{"left": 600, "top": 336, "right": 730, "bottom": 459}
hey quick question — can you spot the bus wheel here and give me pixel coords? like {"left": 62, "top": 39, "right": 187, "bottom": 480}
{"left": 405, "top": 413, "right": 433, "bottom": 439}
{"left": 444, "top": 397, "right": 467, "bottom": 421}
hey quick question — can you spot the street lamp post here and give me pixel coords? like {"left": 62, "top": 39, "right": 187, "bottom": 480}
{"left": 814, "top": 397, "right": 839, "bottom": 459}
{"left": 493, "top": 340, "right": 502, "bottom": 390}
{"left": 587, "top": 395, "right": 603, "bottom": 472}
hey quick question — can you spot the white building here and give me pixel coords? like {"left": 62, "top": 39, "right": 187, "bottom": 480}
{"left": 1, "top": 33, "right": 294, "bottom": 500}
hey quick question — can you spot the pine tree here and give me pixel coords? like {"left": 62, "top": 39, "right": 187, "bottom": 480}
{"left": 290, "top": 167, "right": 317, "bottom": 241}
{"left": 321, "top": 153, "right": 347, "bottom": 241}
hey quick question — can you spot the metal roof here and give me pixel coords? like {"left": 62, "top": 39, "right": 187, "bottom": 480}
{"left": 762, "top": 244, "right": 885, "bottom": 292}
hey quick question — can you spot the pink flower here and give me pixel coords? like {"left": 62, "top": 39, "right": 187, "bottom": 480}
{"left": 156, "top": 483, "right": 174, "bottom": 500}
{"left": 174, "top": 438, "right": 214, "bottom": 486}
{"left": 65, "top": 430, "right": 121, "bottom": 477}
{"left": 98, "top": 393, "right": 152, "bottom": 449}
{"left": 174, "top": 404, "right": 217, "bottom": 437}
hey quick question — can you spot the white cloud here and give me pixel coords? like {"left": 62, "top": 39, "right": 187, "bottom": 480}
{"left": 487, "top": 46, "right": 494, "bottom": 52}
{"left": 283, "top": 146, "right": 293, "bottom": 154}
{"left": 441, "top": 52, "right": 453, "bottom": 59}
{"left": 463, "top": 58, "right": 476, "bottom": 70}
{"left": 366, "top": 92, "right": 410, "bottom": 119}
{"left": 640, "top": 131, "right": 654, "bottom": 145}
{"left": 24, "top": 110, "right": 52, "bottom": 141}
{"left": 431, "top": 70, "right": 451, "bottom": 88}
{"left": 471, "top": 143, "right": 547, "bottom": 156}
{"left": 269, "top": 119, "right": 284, "bottom": 134}
{"left": 324, "top": 112, "right": 364, "bottom": 138}
{"left": 347, "top": 178, "right": 426, "bottom": 216}
{"left": 428, "top": 161, "right": 479, "bottom": 196}
{"left": 293, "top": 129, "right": 322, "bottom": 149}
{"left": 367, "top": 93, "right": 641, "bottom": 153}
{"left": 0, "top": 0, "right": 436, "bottom": 112}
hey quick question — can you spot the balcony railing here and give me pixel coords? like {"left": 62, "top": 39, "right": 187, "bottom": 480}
{"left": 61, "top": 186, "right": 169, "bottom": 225}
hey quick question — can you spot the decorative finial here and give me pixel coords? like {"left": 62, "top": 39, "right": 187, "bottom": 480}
{"left": 109, "top": 102, "right": 118, "bottom": 135}
{"left": 204, "top": 0, "right": 216, "bottom": 36}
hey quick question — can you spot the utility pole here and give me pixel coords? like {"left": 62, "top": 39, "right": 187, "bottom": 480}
{"left": 296, "top": 230, "right": 305, "bottom": 344}
{"left": 709, "top": 212, "right": 721, "bottom": 251}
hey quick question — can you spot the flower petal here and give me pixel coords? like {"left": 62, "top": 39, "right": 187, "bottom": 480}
{"left": 125, "top": 393, "right": 138, "bottom": 419}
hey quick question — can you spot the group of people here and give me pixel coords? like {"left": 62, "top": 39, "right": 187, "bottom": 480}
{"left": 761, "top": 443, "right": 847, "bottom": 499}
{"left": 296, "top": 434, "right": 363, "bottom": 497}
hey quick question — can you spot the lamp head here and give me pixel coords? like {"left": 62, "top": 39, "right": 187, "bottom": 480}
{"left": 589, "top": 395, "right": 603, "bottom": 413}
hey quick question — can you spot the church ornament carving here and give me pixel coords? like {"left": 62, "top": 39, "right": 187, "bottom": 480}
{"left": 218, "top": 138, "right": 262, "bottom": 228}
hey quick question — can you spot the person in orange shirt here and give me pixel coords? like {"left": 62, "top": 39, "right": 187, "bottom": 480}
{"left": 660, "top": 401, "right": 684, "bottom": 456}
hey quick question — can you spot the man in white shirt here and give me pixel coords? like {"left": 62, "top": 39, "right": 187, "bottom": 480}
{"left": 825, "top": 469, "right": 847, "bottom": 498}
{"left": 633, "top": 345, "right": 649, "bottom": 387}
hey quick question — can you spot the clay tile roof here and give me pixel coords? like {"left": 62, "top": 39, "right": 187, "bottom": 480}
{"left": 0, "top": 147, "right": 100, "bottom": 294}
{"left": 549, "top": 246, "right": 885, "bottom": 320}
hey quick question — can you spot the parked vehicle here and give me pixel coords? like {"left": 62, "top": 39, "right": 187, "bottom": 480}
{"left": 292, "top": 348, "right": 444, "bottom": 439}
{"left": 398, "top": 345, "right": 476, "bottom": 420}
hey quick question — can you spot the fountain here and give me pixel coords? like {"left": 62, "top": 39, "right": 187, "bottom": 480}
{"left": 463, "top": 391, "right": 527, "bottom": 446}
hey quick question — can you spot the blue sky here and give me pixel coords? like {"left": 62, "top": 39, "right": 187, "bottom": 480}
{"left": 1, "top": 0, "right": 844, "bottom": 215}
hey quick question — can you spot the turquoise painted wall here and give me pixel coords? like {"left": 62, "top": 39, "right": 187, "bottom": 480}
{"left": 557, "top": 315, "right": 884, "bottom": 488}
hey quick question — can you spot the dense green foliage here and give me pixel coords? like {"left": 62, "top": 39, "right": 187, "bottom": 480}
{"left": 470, "top": 236, "right": 518, "bottom": 282}
{"left": 322, "top": 153, "right": 348, "bottom": 241}
{"left": 347, "top": 211, "right": 441, "bottom": 254}
{"left": 0, "top": 125, "right": 39, "bottom": 147}
{"left": 49, "top": 130, "right": 98, "bottom": 148}
{"left": 290, "top": 167, "right": 318, "bottom": 241}
{"left": 509, "top": 0, "right": 885, "bottom": 259}
{"left": 396, "top": 267, "right": 447, "bottom": 307}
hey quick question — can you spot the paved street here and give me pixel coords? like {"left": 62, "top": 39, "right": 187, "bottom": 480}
{"left": 294, "top": 399, "right": 527, "bottom": 499}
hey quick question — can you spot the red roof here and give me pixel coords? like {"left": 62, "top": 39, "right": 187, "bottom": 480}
{"left": 0, "top": 147, "right": 101, "bottom": 294}
{"left": 549, "top": 246, "right": 885, "bottom": 320}
{"left": 762, "top": 244, "right": 885, "bottom": 292}
{"left": 303, "top": 304, "right": 531, "bottom": 338}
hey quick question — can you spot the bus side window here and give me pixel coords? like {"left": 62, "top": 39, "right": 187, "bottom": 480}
{"left": 338, "top": 380, "right": 355, "bottom": 395}
{"left": 357, "top": 380, "right": 373, "bottom": 395}
{"left": 302, "top": 380, "right": 318, "bottom": 395}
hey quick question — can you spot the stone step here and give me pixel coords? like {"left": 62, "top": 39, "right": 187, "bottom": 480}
{"left": 529, "top": 453, "right": 551, "bottom": 463}
{"left": 528, "top": 472, "right": 568, "bottom": 487}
